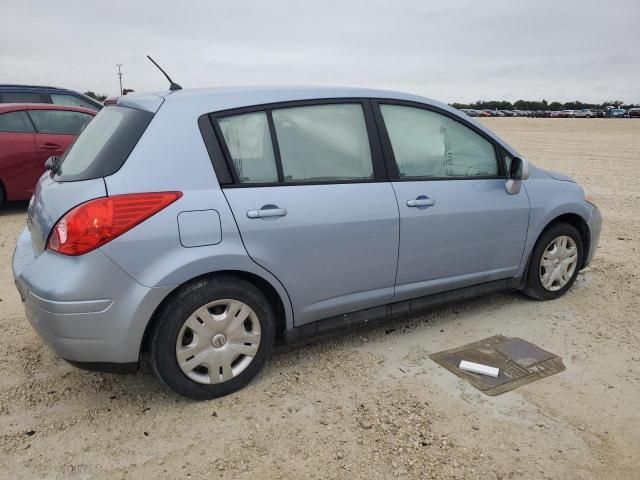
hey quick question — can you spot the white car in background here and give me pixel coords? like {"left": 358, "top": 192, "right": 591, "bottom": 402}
{"left": 574, "top": 109, "right": 595, "bottom": 118}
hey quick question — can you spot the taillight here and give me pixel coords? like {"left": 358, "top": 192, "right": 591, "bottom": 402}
{"left": 47, "top": 192, "right": 182, "bottom": 256}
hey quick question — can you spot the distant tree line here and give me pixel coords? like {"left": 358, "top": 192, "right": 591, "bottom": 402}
{"left": 84, "top": 91, "right": 108, "bottom": 102}
{"left": 449, "top": 99, "right": 639, "bottom": 111}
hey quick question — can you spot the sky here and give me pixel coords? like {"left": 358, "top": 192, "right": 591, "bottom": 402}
{"left": 1, "top": 0, "right": 639, "bottom": 103}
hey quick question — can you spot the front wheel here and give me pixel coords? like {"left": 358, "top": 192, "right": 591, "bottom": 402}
{"left": 522, "top": 223, "right": 584, "bottom": 300}
{"left": 150, "top": 276, "right": 275, "bottom": 400}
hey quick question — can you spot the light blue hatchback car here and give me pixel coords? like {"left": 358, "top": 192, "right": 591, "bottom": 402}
{"left": 12, "top": 86, "right": 602, "bottom": 399}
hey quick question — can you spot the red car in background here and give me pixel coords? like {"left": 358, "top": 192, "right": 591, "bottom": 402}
{"left": 0, "top": 104, "right": 95, "bottom": 206}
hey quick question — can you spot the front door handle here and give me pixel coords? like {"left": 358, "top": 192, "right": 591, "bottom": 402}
{"left": 247, "top": 205, "right": 287, "bottom": 219}
{"left": 407, "top": 196, "right": 435, "bottom": 207}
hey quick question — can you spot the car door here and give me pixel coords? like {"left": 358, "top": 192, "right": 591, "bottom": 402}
{"left": 0, "top": 110, "right": 37, "bottom": 201}
{"left": 374, "top": 101, "right": 530, "bottom": 302}
{"left": 27, "top": 108, "right": 93, "bottom": 180}
{"left": 211, "top": 100, "right": 399, "bottom": 326}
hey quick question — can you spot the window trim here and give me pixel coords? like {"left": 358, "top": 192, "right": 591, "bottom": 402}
{"left": 371, "top": 99, "right": 508, "bottom": 181}
{"left": 201, "top": 98, "right": 388, "bottom": 188}
{"left": 198, "top": 115, "right": 234, "bottom": 184}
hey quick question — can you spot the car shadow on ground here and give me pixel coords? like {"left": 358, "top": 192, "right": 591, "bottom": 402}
{"left": 0, "top": 200, "right": 29, "bottom": 216}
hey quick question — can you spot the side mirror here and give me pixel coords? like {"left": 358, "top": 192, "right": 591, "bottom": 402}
{"left": 510, "top": 157, "right": 524, "bottom": 180}
{"left": 505, "top": 157, "right": 529, "bottom": 194}
{"left": 45, "top": 155, "right": 62, "bottom": 175}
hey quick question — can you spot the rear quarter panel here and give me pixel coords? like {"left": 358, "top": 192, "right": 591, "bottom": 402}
{"left": 102, "top": 103, "right": 295, "bottom": 329}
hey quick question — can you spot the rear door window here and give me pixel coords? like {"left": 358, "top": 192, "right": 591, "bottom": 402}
{"left": 217, "top": 112, "right": 278, "bottom": 184}
{"left": 27, "top": 109, "right": 93, "bottom": 135}
{"left": 1, "top": 92, "right": 43, "bottom": 103}
{"left": 55, "top": 106, "right": 154, "bottom": 181}
{"left": 272, "top": 104, "right": 373, "bottom": 182}
{"left": 214, "top": 102, "right": 376, "bottom": 185}
{"left": 0, "top": 111, "right": 35, "bottom": 133}
{"left": 50, "top": 93, "right": 100, "bottom": 111}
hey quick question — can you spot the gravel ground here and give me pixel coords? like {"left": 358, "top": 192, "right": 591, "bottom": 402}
{"left": 0, "top": 118, "right": 638, "bottom": 479}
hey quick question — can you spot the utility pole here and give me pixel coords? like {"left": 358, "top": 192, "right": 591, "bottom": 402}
{"left": 116, "top": 64, "right": 123, "bottom": 95}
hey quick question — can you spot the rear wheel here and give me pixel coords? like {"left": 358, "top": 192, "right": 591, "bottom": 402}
{"left": 150, "top": 276, "right": 275, "bottom": 400}
{"left": 522, "top": 223, "right": 583, "bottom": 300}
{"left": 0, "top": 182, "right": 5, "bottom": 209}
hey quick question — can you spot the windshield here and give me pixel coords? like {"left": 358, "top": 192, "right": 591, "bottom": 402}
{"left": 57, "top": 106, "right": 153, "bottom": 181}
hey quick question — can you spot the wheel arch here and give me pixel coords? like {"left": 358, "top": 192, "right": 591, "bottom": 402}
{"left": 140, "top": 269, "right": 290, "bottom": 358}
{"left": 521, "top": 212, "right": 591, "bottom": 286}
{"left": 540, "top": 213, "right": 590, "bottom": 267}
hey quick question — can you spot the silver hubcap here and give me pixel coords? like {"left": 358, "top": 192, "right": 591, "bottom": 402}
{"left": 539, "top": 235, "right": 579, "bottom": 291}
{"left": 176, "top": 299, "right": 261, "bottom": 385}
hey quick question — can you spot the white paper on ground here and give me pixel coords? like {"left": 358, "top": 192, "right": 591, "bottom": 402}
{"left": 458, "top": 360, "right": 500, "bottom": 378}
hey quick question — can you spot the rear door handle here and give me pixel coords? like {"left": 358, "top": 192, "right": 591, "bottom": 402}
{"left": 40, "top": 143, "right": 61, "bottom": 150}
{"left": 247, "top": 206, "right": 287, "bottom": 219}
{"left": 407, "top": 196, "right": 435, "bottom": 207}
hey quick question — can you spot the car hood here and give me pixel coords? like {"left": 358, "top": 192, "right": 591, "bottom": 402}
{"left": 541, "top": 168, "right": 575, "bottom": 183}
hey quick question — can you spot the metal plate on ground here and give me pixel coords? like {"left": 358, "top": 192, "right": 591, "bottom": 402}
{"left": 430, "top": 335, "right": 565, "bottom": 396}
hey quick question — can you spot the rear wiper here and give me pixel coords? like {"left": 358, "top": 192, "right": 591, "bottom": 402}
{"left": 45, "top": 156, "right": 62, "bottom": 175}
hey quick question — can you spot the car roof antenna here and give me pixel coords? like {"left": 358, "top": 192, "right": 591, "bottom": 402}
{"left": 146, "top": 55, "right": 182, "bottom": 91}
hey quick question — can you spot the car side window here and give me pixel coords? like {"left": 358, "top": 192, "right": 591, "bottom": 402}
{"left": 272, "top": 104, "right": 373, "bottom": 182}
{"left": 218, "top": 112, "right": 279, "bottom": 184}
{"left": 380, "top": 104, "right": 499, "bottom": 178}
{"left": 27, "top": 110, "right": 93, "bottom": 135}
{"left": 504, "top": 153, "right": 513, "bottom": 173}
{"left": 0, "top": 111, "right": 35, "bottom": 133}
{"left": 50, "top": 93, "right": 98, "bottom": 110}
{"left": 0, "top": 92, "right": 42, "bottom": 103}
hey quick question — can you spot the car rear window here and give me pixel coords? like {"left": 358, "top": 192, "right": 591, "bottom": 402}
{"left": 56, "top": 106, "right": 153, "bottom": 181}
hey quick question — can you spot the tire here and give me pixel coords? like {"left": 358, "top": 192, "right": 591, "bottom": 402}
{"left": 0, "top": 182, "right": 5, "bottom": 209}
{"left": 150, "top": 275, "right": 275, "bottom": 400}
{"left": 522, "top": 222, "right": 584, "bottom": 301}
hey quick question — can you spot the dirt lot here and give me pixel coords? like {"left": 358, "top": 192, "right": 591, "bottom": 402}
{"left": 1, "top": 118, "right": 638, "bottom": 479}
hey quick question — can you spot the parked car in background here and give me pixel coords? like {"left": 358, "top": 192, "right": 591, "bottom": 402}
{"left": 12, "top": 86, "right": 602, "bottom": 400}
{"left": 559, "top": 110, "right": 575, "bottom": 118}
{"left": 549, "top": 111, "right": 562, "bottom": 118}
{"left": 628, "top": 108, "right": 640, "bottom": 118}
{"left": 574, "top": 109, "right": 595, "bottom": 118}
{"left": 0, "top": 85, "right": 102, "bottom": 111}
{"left": 103, "top": 90, "right": 135, "bottom": 107}
{"left": 0, "top": 104, "right": 95, "bottom": 205}
{"left": 606, "top": 108, "right": 627, "bottom": 118}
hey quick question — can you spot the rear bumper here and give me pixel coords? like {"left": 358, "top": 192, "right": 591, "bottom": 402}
{"left": 12, "top": 228, "right": 174, "bottom": 367}
{"left": 585, "top": 204, "right": 602, "bottom": 267}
